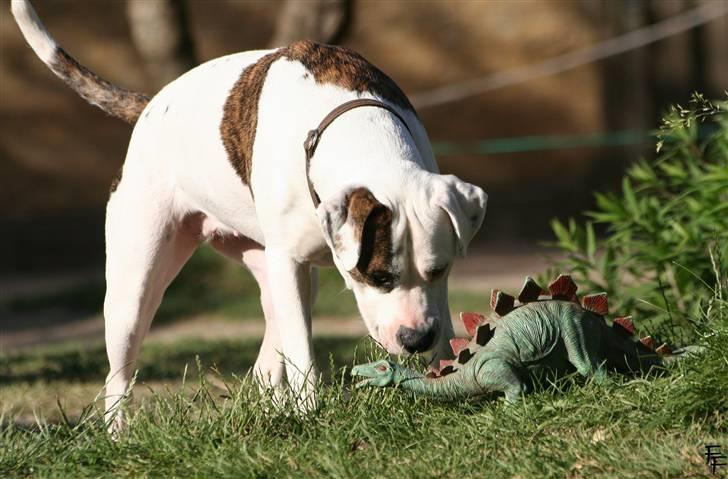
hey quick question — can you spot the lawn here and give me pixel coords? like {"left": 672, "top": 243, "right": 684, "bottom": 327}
{"left": 3, "top": 243, "right": 727, "bottom": 478}
{"left": 2, "top": 242, "right": 728, "bottom": 478}
{"left": 2, "top": 314, "right": 727, "bottom": 478}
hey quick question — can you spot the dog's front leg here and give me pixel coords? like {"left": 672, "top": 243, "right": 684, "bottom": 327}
{"left": 264, "top": 248, "right": 318, "bottom": 411}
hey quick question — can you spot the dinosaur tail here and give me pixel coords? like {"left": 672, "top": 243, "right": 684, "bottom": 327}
{"left": 661, "top": 345, "right": 706, "bottom": 365}
{"left": 604, "top": 330, "right": 663, "bottom": 373}
{"left": 603, "top": 323, "right": 706, "bottom": 372}
{"left": 11, "top": 0, "right": 149, "bottom": 124}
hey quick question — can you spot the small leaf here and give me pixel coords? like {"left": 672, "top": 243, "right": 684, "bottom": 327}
{"left": 622, "top": 177, "right": 639, "bottom": 220}
{"left": 586, "top": 222, "right": 596, "bottom": 262}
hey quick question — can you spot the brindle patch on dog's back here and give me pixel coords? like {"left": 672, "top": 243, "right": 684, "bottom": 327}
{"left": 220, "top": 41, "right": 415, "bottom": 187}
{"left": 220, "top": 50, "right": 285, "bottom": 185}
{"left": 285, "top": 41, "right": 415, "bottom": 112}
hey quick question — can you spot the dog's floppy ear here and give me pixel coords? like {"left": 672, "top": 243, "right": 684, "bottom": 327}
{"left": 317, "top": 187, "right": 391, "bottom": 271}
{"left": 431, "top": 175, "right": 488, "bottom": 256}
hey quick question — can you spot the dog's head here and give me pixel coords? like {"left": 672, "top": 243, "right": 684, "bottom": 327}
{"left": 317, "top": 173, "right": 487, "bottom": 356}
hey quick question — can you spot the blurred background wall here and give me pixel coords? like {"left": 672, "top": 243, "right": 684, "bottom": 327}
{"left": 0, "top": 0, "right": 726, "bottom": 273}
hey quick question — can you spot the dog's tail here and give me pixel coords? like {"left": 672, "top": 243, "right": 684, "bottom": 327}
{"left": 10, "top": 0, "right": 149, "bottom": 124}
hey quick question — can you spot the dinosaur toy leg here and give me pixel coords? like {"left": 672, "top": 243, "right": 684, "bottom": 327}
{"left": 475, "top": 357, "right": 529, "bottom": 404}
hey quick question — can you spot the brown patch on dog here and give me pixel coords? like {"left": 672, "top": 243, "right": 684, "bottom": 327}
{"left": 220, "top": 41, "right": 415, "bottom": 187}
{"left": 220, "top": 50, "right": 285, "bottom": 185}
{"left": 286, "top": 41, "right": 415, "bottom": 112}
{"left": 343, "top": 188, "right": 397, "bottom": 291}
{"left": 52, "top": 48, "right": 150, "bottom": 124}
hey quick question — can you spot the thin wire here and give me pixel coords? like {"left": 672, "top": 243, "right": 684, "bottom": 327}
{"left": 429, "top": 122, "right": 719, "bottom": 156}
{"left": 410, "top": 2, "right": 728, "bottom": 109}
{"left": 431, "top": 129, "right": 650, "bottom": 156}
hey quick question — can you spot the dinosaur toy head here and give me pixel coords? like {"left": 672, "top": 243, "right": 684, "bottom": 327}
{"left": 351, "top": 359, "right": 399, "bottom": 388}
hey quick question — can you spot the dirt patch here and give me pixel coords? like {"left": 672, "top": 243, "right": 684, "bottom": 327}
{"left": 0, "top": 242, "right": 557, "bottom": 352}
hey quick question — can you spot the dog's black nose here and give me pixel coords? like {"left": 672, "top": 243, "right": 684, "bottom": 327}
{"left": 397, "top": 324, "right": 436, "bottom": 353}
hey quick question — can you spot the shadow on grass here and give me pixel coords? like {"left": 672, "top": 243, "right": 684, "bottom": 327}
{"left": 1, "top": 245, "right": 359, "bottom": 330}
{"left": 0, "top": 336, "right": 374, "bottom": 385}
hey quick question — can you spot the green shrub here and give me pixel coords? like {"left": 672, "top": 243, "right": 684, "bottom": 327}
{"left": 546, "top": 94, "right": 728, "bottom": 343}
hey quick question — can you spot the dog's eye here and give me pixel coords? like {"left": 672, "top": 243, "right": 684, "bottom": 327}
{"left": 370, "top": 271, "right": 395, "bottom": 289}
{"left": 426, "top": 265, "right": 448, "bottom": 281}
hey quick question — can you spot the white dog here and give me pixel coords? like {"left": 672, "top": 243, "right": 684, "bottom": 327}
{"left": 11, "top": 0, "right": 487, "bottom": 428}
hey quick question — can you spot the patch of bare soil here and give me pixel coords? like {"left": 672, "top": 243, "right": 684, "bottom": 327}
{"left": 0, "top": 242, "right": 557, "bottom": 352}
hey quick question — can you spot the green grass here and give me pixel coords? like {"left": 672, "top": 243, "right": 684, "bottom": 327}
{"left": 3, "top": 246, "right": 727, "bottom": 477}
{"left": 1, "top": 316, "right": 726, "bottom": 478}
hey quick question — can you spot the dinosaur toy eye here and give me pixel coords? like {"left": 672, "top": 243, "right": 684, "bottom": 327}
{"left": 377, "top": 364, "right": 388, "bottom": 372}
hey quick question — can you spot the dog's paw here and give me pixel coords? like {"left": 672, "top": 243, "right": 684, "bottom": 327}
{"left": 105, "top": 410, "right": 127, "bottom": 440}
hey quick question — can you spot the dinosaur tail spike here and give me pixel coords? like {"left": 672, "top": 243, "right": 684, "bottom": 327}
{"left": 425, "top": 366, "right": 440, "bottom": 379}
{"left": 449, "top": 338, "right": 469, "bottom": 357}
{"left": 548, "top": 274, "right": 578, "bottom": 300}
{"left": 457, "top": 348, "right": 474, "bottom": 364}
{"left": 475, "top": 323, "right": 494, "bottom": 346}
{"left": 582, "top": 292, "right": 609, "bottom": 315}
{"left": 640, "top": 336, "right": 656, "bottom": 350}
{"left": 460, "top": 312, "right": 485, "bottom": 337}
{"left": 449, "top": 338, "right": 475, "bottom": 364}
{"left": 655, "top": 343, "right": 672, "bottom": 355}
{"left": 518, "top": 276, "right": 543, "bottom": 303}
{"left": 490, "top": 289, "right": 515, "bottom": 316}
{"left": 438, "top": 360, "right": 457, "bottom": 376}
{"left": 613, "top": 316, "right": 635, "bottom": 335}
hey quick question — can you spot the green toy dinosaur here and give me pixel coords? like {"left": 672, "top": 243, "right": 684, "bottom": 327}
{"left": 351, "top": 274, "right": 680, "bottom": 403}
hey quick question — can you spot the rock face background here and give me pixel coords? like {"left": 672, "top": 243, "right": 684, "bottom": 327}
{"left": 1, "top": 0, "right": 725, "bottom": 271}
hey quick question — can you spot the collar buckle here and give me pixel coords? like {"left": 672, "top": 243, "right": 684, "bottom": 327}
{"left": 304, "top": 129, "right": 320, "bottom": 158}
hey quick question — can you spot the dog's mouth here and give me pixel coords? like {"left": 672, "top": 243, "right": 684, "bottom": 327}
{"left": 364, "top": 327, "right": 398, "bottom": 354}
{"left": 370, "top": 335, "right": 440, "bottom": 358}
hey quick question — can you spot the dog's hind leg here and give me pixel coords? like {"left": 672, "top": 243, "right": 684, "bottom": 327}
{"left": 241, "top": 247, "right": 286, "bottom": 391}
{"left": 310, "top": 267, "right": 319, "bottom": 309}
{"left": 103, "top": 188, "right": 198, "bottom": 433}
{"left": 207, "top": 237, "right": 287, "bottom": 392}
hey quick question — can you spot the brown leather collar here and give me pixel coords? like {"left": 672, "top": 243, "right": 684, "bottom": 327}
{"left": 303, "top": 98, "right": 413, "bottom": 208}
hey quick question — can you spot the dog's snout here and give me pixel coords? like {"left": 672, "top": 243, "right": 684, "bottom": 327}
{"left": 397, "top": 323, "right": 437, "bottom": 353}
